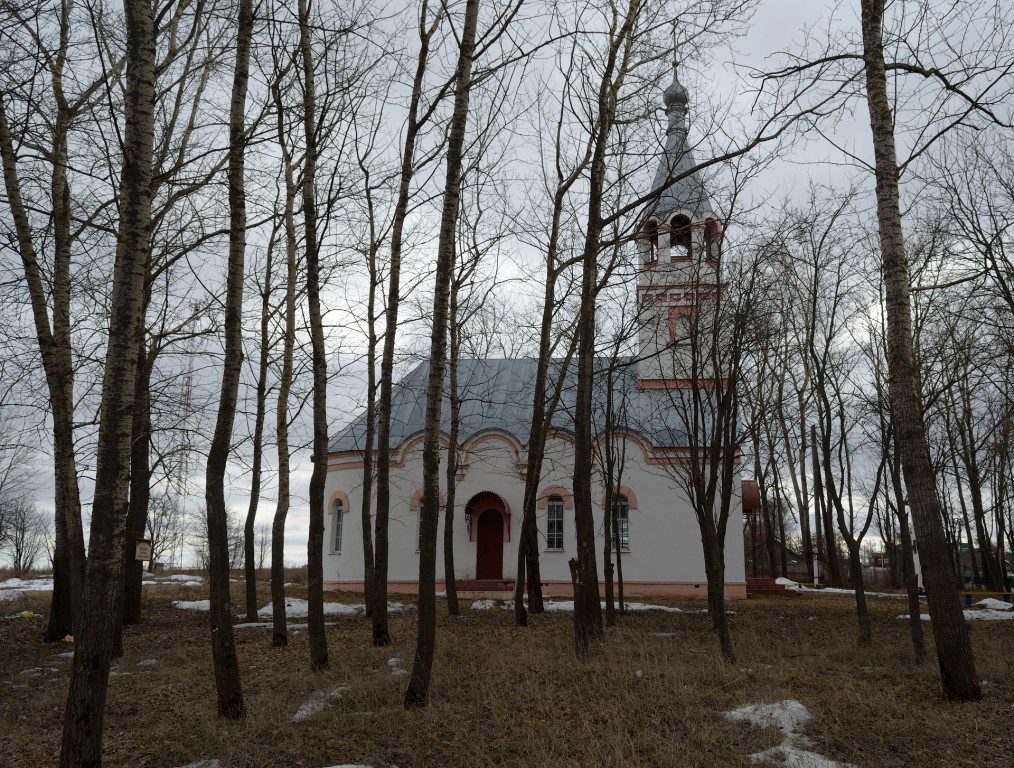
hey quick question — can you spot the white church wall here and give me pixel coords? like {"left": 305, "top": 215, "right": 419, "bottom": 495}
{"left": 323, "top": 429, "right": 746, "bottom": 597}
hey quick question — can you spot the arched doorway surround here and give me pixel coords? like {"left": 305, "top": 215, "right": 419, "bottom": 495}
{"left": 464, "top": 491, "right": 509, "bottom": 580}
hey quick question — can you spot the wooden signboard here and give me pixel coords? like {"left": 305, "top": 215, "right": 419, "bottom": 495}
{"left": 135, "top": 538, "right": 153, "bottom": 562}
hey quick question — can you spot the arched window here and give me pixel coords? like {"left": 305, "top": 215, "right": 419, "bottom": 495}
{"left": 675, "top": 315, "right": 692, "bottom": 345}
{"left": 704, "top": 218, "right": 722, "bottom": 261}
{"left": 643, "top": 219, "right": 659, "bottom": 263}
{"left": 610, "top": 495, "right": 629, "bottom": 551}
{"left": 669, "top": 308, "right": 693, "bottom": 346}
{"left": 670, "top": 215, "right": 692, "bottom": 260}
{"left": 332, "top": 498, "right": 344, "bottom": 553}
{"left": 547, "top": 495, "right": 564, "bottom": 551}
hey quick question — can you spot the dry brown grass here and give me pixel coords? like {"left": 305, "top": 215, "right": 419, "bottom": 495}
{"left": 2, "top": 581, "right": 1012, "bottom": 767}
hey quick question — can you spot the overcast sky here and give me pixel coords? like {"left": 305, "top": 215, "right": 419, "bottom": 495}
{"left": 10, "top": 0, "right": 893, "bottom": 570}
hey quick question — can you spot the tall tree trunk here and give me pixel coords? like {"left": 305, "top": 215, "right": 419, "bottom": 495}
{"left": 374, "top": 0, "right": 441, "bottom": 647}
{"left": 203, "top": 0, "right": 253, "bottom": 717}
{"left": 360, "top": 193, "right": 379, "bottom": 615}
{"left": 297, "top": 0, "right": 329, "bottom": 671}
{"left": 115, "top": 348, "right": 153, "bottom": 658}
{"left": 59, "top": 0, "right": 156, "bottom": 760}
{"left": 848, "top": 540, "right": 872, "bottom": 644}
{"left": 569, "top": 0, "right": 643, "bottom": 648}
{"left": 0, "top": 62, "right": 85, "bottom": 647}
{"left": 269, "top": 48, "right": 299, "bottom": 650}
{"left": 245, "top": 245, "right": 273, "bottom": 622}
{"left": 703, "top": 535, "right": 734, "bottom": 662}
{"left": 404, "top": 0, "right": 480, "bottom": 708}
{"left": 443, "top": 283, "right": 461, "bottom": 617}
{"left": 861, "top": 0, "right": 979, "bottom": 701}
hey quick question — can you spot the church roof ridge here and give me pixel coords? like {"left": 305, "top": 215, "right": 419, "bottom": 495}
{"left": 329, "top": 357, "right": 690, "bottom": 454}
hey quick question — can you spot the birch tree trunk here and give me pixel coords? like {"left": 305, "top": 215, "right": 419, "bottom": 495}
{"left": 860, "top": 0, "right": 979, "bottom": 701}
{"left": 0, "top": 19, "right": 87, "bottom": 644}
{"left": 245, "top": 244, "right": 273, "bottom": 622}
{"left": 298, "top": 0, "right": 329, "bottom": 670}
{"left": 58, "top": 0, "right": 156, "bottom": 760}
{"left": 374, "top": 0, "right": 442, "bottom": 647}
{"left": 405, "top": 0, "right": 480, "bottom": 707}
{"left": 270, "top": 50, "right": 299, "bottom": 649}
{"left": 203, "top": 0, "right": 253, "bottom": 717}
{"left": 570, "top": 0, "right": 644, "bottom": 649}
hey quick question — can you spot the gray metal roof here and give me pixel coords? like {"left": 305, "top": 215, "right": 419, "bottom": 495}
{"left": 329, "top": 357, "right": 690, "bottom": 453}
{"left": 643, "top": 68, "right": 715, "bottom": 224}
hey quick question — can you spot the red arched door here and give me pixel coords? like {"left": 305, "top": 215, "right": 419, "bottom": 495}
{"left": 475, "top": 509, "right": 504, "bottom": 580}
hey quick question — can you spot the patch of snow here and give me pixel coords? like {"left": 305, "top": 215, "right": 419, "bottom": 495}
{"left": 137, "top": 659, "right": 158, "bottom": 667}
{"left": 470, "top": 599, "right": 496, "bottom": 611}
{"left": 145, "top": 579, "right": 202, "bottom": 587}
{"left": 725, "top": 700, "right": 857, "bottom": 768}
{"left": 387, "top": 658, "right": 408, "bottom": 676}
{"left": 291, "top": 700, "right": 328, "bottom": 723}
{"left": 256, "top": 599, "right": 412, "bottom": 618}
{"left": 976, "top": 598, "right": 1013, "bottom": 611}
{"left": 624, "top": 602, "right": 682, "bottom": 614}
{"left": 54, "top": 651, "right": 75, "bottom": 659}
{"left": 290, "top": 684, "right": 347, "bottom": 723}
{"left": 781, "top": 578, "right": 910, "bottom": 600}
{"left": 172, "top": 600, "right": 211, "bottom": 611}
{"left": 899, "top": 610, "right": 1014, "bottom": 622}
{"left": 0, "top": 576, "right": 55, "bottom": 593}
{"left": 727, "top": 700, "right": 811, "bottom": 734}
{"left": 543, "top": 600, "right": 576, "bottom": 612}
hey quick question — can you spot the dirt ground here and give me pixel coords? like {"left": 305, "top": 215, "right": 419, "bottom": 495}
{"left": 2, "top": 580, "right": 1012, "bottom": 767}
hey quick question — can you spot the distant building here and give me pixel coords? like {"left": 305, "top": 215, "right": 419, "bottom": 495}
{"left": 322, "top": 66, "right": 746, "bottom": 598}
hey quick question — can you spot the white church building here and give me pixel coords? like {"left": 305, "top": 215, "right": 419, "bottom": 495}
{"left": 322, "top": 67, "right": 747, "bottom": 599}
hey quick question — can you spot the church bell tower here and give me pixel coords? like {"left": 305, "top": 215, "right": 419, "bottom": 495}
{"left": 636, "top": 63, "right": 723, "bottom": 388}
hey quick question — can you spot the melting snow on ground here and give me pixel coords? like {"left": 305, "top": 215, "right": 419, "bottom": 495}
{"left": 171, "top": 598, "right": 411, "bottom": 619}
{"left": 898, "top": 597, "right": 1014, "bottom": 622}
{"left": 469, "top": 598, "right": 681, "bottom": 613}
{"left": 172, "top": 600, "right": 211, "bottom": 611}
{"left": 387, "top": 658, "right": 408, "bottom": 677}
{"left": 290, "top": 685, "right": 348, "bottom": 723}
{"left": 725, "top": 699, "right": 858, "bottom": 768}
{"left": 0, "top": 576, "right": 56, "bottom": 600}
{"left": 774, "top": 576, "right": 912, "bottom": 600}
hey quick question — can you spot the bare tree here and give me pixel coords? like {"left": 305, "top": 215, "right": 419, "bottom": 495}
{"left": 405, "top": 0, "right": 481, "bottom": 708}
{"left": 858, "top": 0, "right": 983, "bottom": 700}
{"left": 297, "top": 0, "right": 329, "bottom": 671}
{"left": 0, "top": 0, "right": 108, "bottom": 643}
{"left": 203, "top": 0, "right": 253, "bottom": 718}
{"left": 373, "top": 0, "right": 447, "bottom": 648}
{"left": 2, "top": 497, "right": 48, "bottom": 575}
{"left": 758, "top": 0, "right": 1014, "bottom": 699}
{"left": 244, "top": 242, "right": 275, "bottom": 622}
{"left": 145, "top": 492, "right": 185, "bottom": 572}
{"left": 59, "top": 0, "right": 157, "bottom": 760}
